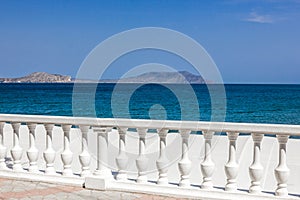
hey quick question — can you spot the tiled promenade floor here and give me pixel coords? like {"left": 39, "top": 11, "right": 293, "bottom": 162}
{"left": 0, "top": 178, "right": 195, "bottom": 200}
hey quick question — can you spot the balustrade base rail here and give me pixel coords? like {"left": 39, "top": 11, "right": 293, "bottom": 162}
{"left": 86, "top": 180, "right": 299, "bottom": 200}
{"left": 0, "top": 114, "right": 299, "bottom": 199}
{"left": 0, "top": 169, "right": 298, "bottom": 200}
{"left": 0, "top": 170, "right": 84, "bottom": 186}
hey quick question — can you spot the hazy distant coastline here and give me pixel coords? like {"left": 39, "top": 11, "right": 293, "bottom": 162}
{"left": 0, "top": 71, "right": 206, "bottom": 84}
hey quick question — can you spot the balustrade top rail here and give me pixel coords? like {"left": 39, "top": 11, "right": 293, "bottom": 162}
{"left": 1, "top": 114, "right": 300, "bottom": 136}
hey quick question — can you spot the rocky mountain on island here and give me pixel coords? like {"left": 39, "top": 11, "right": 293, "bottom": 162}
{"left": 0, "top": 72, "right": 72, "bottom": 83}
{"left": 99, "top": 71, "right": 206, "bottom": 84}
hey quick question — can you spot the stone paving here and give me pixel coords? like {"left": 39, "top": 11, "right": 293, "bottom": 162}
{"left": 0, "top": 178, "right": 196, "bottom": 200}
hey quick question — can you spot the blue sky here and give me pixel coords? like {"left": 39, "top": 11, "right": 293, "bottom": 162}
{"left": 0, "top": 0, "right": 300, "bottom": 83}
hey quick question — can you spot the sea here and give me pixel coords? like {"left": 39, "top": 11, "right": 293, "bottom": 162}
{"left": 0, "top": 83, "right": 300, "bottom": 125}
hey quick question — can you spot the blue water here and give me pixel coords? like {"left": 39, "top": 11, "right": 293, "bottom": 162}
{"left": 0, "top": 83, "right": 300, "bottom": 125}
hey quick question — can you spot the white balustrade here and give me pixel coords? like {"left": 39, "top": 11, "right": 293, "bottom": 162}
{"left": 79, "top": 125, "right": 91, "bottom": 177}
{"left": 26, "top": 123, "right": 39, "bottom": 173}
{"left": 249, "top": 133, "right": 264, "bottom": 194}
{"left": 43, "top": 123, "right": 56, "bottom": 175}
{"left": 11, "top": 122, "right": 23, "bottom": 171}
{"left": 178, "top": 129, "right": 192, "bottom": 187}
{"left": 0, "top": 114, "right": 299, "bottom": 199}
{"left": 61, "top": 124, "right": 73, "bottom": 176}
{"left": 156, "top": 128, "right": 169, "bottom": 185}
{"left": 93, "top": 126, "right": 113, "bottom": 179}
{"left": 225, "top": 132, "right": 239, "bottom": 191}
{"left": 274, "top": 135, "right": 290, "bottom": 196}
{"left": 115, "top": 127, "right": 128, "bottom": 181}
{"left": 136, "top": 128, "right": 149, "bottom": 183}
{"left": 0, "top": 122, "right": 7, "bottom": 170}
{"left": 200, "top": 131, "right": 215, "bottom": 190}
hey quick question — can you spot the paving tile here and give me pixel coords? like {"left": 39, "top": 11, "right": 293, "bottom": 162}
{"left": 0, "top": 186, "right": 14, "bottom": 192}
{"left": 73, "top": 189, "right": 92, "bottom": 196}
{"left": 11, "top": 187, "right": 26, "bottom": 192}
{"left": 19, "top": 197, "right": 31, "bottom": 200}
{"left": 29, "top": 195, "right": 45, "bottom": 200}
{"left": 120, "top": 193, "right": 139, "bottom": 200}
{"left": 51, "top": 192, "right": 68, "bottom": 199}
{"left": 42, "top": 194, "right": 57, "bottom": 200}
{"left": 102, "top": 192, "right": 123, "bottom": 200}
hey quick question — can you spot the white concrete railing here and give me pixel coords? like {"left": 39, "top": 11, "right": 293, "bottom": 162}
{"left": 0, "top": 114, "right": 299, "bottom": 199}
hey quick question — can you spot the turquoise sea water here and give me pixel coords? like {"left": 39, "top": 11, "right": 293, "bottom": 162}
{"left": 0, "top": 83, "right": 300, "bottom": 125}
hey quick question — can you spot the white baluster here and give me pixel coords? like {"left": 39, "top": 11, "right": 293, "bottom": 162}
{"left": 93, "top": 127, "right": 113, "bottom": 179}
{"left": 225, "top": 132, "right": 239, "bottom": 191}
{"left": 156, "top": 128, "right": 169, "bottom": 185}
{"left": 61, "top": 124, "right": 73, "bottom": 176}
{"left": 27, "top": 123, "right": 39, "bottom": 173}
{"left": 275, "top": 135, "right": 290, "bottom": 196}
{"left": 136, "top": 128, "right": 149, "bottom": 183}
{"left": 115, "top": 127, "right": 128, "bottom": 181}
{"left": 43, "top": 124, "right": 56, "bottom": 175}
{"left": 249, "top": 133, "right": 264, "bottom": 194}
{"left": 11, "top": 122, "right": 23, "bottom": 171}
{"left": 201, "top": 131, "right": 215, "bottom": 190}
{"left": 0, "top": 122, "right": 8, "bottom": 170}
{"left": 178, "top": 129, "right": 192, "bottom": 187}
{"left": 79, "top": 125, "right": 91, "bottom": 177}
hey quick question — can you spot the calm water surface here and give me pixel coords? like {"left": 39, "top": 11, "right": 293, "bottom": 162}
{"left": 0, "top": 83, "right": 300, "bottom": 125}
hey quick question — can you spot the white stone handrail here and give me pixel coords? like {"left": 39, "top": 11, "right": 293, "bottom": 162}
{"left": 1, "top": 114, "right": 300, "bottom": 135}
{"left": 0, "top": 113, "right": 299, "bottom": 200}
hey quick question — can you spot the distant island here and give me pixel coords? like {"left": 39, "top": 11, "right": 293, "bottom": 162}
{"left": 0, "top": 71, "right": 206, "bottom": 84}
{"left": 0, "top": 72, "right": 72, "bottom": 83}
{"left": 99, "top": 71, "right": 205, "bottom": 84}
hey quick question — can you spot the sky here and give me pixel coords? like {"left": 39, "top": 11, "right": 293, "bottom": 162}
{"left": 0, "top": 0, "right": 300, "bottom": 83}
